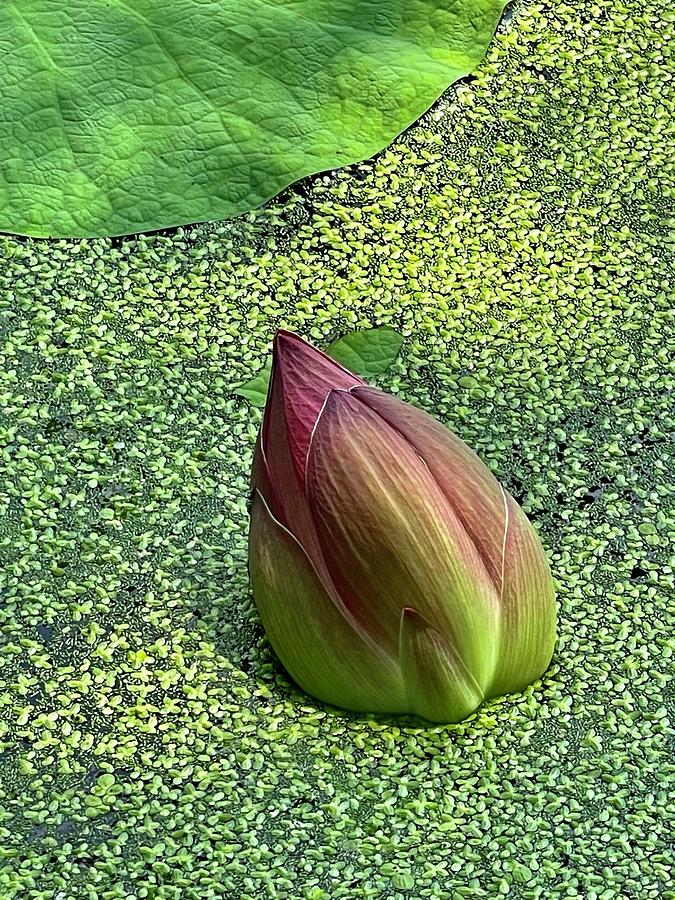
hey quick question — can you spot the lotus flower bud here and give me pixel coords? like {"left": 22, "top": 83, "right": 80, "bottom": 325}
{"left": 248, "top": 330, "right": 556, "bottom": 723}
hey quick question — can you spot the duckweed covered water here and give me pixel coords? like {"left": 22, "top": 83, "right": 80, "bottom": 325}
{"left": 0, "top": 0, "right": 673, "bottom": 897}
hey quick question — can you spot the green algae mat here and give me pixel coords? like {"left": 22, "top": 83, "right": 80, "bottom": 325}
{"left": 1, "top": 0, "right": 674, "bottom": 897}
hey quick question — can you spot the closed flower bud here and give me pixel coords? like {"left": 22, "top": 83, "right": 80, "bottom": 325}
{"left": 248, "top": 330, "right": 556, "bottom": 723}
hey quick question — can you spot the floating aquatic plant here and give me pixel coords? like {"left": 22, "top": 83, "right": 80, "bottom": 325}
{"left": 0, "top": 0, "right": 507, "bottom": 237}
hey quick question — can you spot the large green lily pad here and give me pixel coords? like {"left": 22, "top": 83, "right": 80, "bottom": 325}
{"left": 0, "top": 0, "right": 506, "bottom": 237}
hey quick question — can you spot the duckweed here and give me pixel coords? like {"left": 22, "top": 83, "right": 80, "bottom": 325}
{"left": 0, "top": 0, "right": 673, "bottom": 897}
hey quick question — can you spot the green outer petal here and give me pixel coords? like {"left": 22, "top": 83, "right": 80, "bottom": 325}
{"left": 486, "top": 493, "right": 557, "bottom": 698}
{"left": 399, "top": 607, "right": 484, "bottom": 723}
{"left": 306, "top": 389, "right": 500, "bottom": 687}
{"left": 248, "top": 490, "right": 406, "bottom": 712}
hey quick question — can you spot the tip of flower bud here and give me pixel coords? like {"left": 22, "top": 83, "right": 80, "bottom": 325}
{"left": 266, "top": 332, "right": 366, "bottom": 485}
{"left": 272, "top": 330, "right": 366, "bottom": 385}
{"left": 274, "top": 329, "right": 309, "bottom": 352}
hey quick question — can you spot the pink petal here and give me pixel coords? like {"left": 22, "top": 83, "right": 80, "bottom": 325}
{"left": 352, "top": 386, "right": 556, "bottom": 698}
{"left": 250, "top": 429, "right": 283, "bottom": 520}
{"left": 264, "top": 330, "right": 365, "bottom": 486}
{"left": 258, "top": 375, "right": 334, "bottom": 598}
{"left": 352, "top": 386, "right": 506, "bottom": 592}
{"left": 306, "top": 389, "right": 499, "bottom": 681}
{"left": 255, "top": 335, "right": 380, "bottom": 649}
